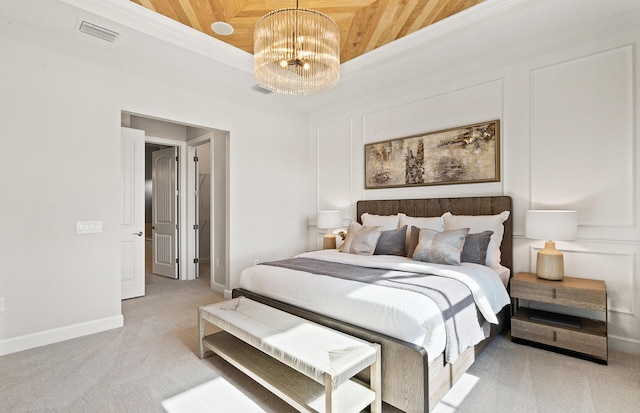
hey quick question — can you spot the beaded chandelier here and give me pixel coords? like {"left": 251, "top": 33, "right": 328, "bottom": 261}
{"left": 254, "top": 3, "right": 340, "bottom": 95}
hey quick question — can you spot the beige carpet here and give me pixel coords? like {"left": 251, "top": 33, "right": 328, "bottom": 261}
{"left": 1, "top": 268, "right": 639, "bottom": 413}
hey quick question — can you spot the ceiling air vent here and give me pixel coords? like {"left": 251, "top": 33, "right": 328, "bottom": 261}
{"left": 251, "top": 85, "right": 272, "bottom": 95}
{"left": 79, "top": 21, "right": 119, "bottom": 42}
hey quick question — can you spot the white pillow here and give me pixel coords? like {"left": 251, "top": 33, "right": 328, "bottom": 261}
{"left": 361, "top": 213, "right": 400, "bottom": 231}
{"left": 442, "top": 211, "right": 510, "bottom": 268}
{"left": 399, "top": 213, "right": 444, "bottom": 255}
{"left": 398, "top": 213, "right": 444, "bottom": 232}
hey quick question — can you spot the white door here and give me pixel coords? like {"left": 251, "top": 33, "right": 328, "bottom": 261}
{"left": 121, "top": 127, "right": 145, "bottom": 299}
{"left": 152, "top": 146, "right": 179, "bottom": 279}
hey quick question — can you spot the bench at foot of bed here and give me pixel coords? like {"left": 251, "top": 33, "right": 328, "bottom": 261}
{"left": 199, "top": 296, "right": 382, "bottom": 413}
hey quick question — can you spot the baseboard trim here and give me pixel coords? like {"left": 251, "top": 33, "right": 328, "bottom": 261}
{"left": 0, "top": 314, "right": 124, "bottom": 356}
{"left": 210, "top": 281, "right": 225, "bottom": 294}
{"left": 608, "top": 334, "right": 640, "bottom": 355}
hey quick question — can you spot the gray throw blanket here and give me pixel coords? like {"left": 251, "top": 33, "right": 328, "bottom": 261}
{"left": 261, "top": 258, "right": 489, "bottom": 363}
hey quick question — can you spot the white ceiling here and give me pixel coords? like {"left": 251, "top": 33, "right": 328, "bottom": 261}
{"left": 1, "top": 0, "right": 639, "bottom": 114}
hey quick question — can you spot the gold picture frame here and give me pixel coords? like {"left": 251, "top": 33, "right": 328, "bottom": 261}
{"left": 364, "top": 120, "right": 500, "bottom": 189}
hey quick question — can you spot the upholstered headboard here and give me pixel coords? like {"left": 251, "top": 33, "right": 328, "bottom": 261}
{"left": 356, "top": 196, "right": 513, "bottom": 272}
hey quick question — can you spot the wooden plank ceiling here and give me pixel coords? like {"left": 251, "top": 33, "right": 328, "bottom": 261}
{"left": 130, "top": 0, "right": 483, "bottom": 63}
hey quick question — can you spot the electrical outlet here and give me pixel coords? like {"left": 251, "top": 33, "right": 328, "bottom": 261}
{"left": 0, "top": 297, "right": 5, "bottom": 313}
{"left": 76, "top": 221, "right": 103, "bottom": 234}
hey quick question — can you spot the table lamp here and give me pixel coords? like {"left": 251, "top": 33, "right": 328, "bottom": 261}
{"left": 525, "top": 210, "right": 577, "bottom": 280}
{"left": 317, "top": 210, "right": 342, "bottom": 249}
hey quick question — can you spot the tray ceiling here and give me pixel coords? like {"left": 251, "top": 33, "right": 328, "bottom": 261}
{"left": 130, "top": 0, "right": 483, "bottom": 63}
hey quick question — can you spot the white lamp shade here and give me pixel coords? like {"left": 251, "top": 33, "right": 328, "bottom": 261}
{"left": 317, "top": 210, "right": 342, "bottom": 229}
{"left": 525, "top": 210, "right": 577, "bottom": 241}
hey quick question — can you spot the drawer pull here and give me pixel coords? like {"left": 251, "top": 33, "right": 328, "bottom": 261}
{"left": 553, "top": 331, "right": 557, "bottom": 342}
{"left": 552, "top": 288, "right": 556, "bottom": 299}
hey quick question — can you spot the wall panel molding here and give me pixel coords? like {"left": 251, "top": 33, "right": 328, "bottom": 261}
{"left": 317, "top": 118, "right": 353, "bottom": 212}
{"left": 362, "top": 79, "right": 504, "bottom": 143}
{"left": 360, "top": 79, "right": 505, "bottom": 200}
{"left": 530, "top": 44, "right": 636, "bottom": 232}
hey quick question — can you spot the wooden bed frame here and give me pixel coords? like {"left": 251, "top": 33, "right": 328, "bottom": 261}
{"left": 233, "top": 196, "right": 512, "bottom": 412}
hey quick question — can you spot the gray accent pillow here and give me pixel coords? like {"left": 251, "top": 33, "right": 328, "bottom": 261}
{"left": 412, "top": 228, "right": 470, "bottom": 265}
{"left": 339, "top": 222, "right": 382, "bottom": 256}
{"left": 374, "top": 225, "right": 407, "bottom": 256}
{"left": 461, "top": 231, "right": 494, "bottom": 265}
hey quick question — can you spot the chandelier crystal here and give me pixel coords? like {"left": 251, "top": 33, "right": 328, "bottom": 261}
{"left": 254, "top": 6, "right": 340, "bottom": 95}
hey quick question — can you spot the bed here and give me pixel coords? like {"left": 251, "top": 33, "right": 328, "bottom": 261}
{"left": 233, "top": 196, "right": 513, "bottom": 412}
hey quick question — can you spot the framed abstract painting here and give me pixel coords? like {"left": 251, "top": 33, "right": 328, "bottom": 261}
{"left": 364, "top": 120, "right": 500, "bottom": 189}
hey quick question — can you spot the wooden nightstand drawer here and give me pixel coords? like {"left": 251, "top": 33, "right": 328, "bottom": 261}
{"left": 512, "top": 309, "right": 607, "bottom": 361}
{"left": 511, "top": 272, "right": 606, "bottom": 311}
{"left": 510, "top": 272, "right": 608, "bottom": 363}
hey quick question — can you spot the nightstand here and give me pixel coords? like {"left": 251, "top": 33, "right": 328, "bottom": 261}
{"left": 510, "top": 272, "right": 607, "bottom": 364}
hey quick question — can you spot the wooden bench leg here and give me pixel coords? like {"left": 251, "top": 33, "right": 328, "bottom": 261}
{"left": 324, "top": 374, "right": 334, "bottom": 413}
{"left": 198, "top": 308, "right": 205, "bottom": 359}
{"left": 370, "top": 343, "right": 382, "bottom": 413}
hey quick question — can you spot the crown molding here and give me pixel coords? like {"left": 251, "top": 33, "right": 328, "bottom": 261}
{"left": 340, "top": 0, "right": 530, "bottom": 79}
{"left": 60, "top": 0, "right": 253, "bottom": 73}
{"left": 60, "top": 0, "right": 529, "bottom": 81}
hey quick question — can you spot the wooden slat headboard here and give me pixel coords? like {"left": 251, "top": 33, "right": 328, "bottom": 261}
{"left": 356, "top": 196, "right": 513, "bottom": 272}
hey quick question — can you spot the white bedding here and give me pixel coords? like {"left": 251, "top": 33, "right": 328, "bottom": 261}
{"left": 239, "top": 250, "right": 511, "bottom": 362}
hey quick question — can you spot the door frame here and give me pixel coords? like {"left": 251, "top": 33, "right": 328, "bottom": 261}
{"left": 145, "top": 135, "right": 191, "bottom": 280}
{"left": 187, "top": 131, "right": 230, "bottom": 293}
{"left": 187, "top": 144, "right": 199, "bottom": 280}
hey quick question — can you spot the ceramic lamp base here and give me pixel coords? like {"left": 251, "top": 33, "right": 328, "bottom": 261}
{"left": 323, "top": 234, "right": 337, "bottom": 250}
{"left": 536, "top": 241, "right": 564, "bottom": 280}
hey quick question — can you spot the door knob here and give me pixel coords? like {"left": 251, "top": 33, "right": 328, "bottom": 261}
{"left": 133, "top": 231, "right": 143, "bottom": 236}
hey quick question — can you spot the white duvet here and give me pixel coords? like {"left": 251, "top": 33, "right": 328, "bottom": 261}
{"left": 239, "top": 249, "right": 511, "bottom": 362}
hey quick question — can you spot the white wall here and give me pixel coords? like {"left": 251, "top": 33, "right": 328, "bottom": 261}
{"left": 0, "top": 17, "right": 312, "bottom": 354}
{"left": 309, "top": 15, "right": 640, "bottom": 354}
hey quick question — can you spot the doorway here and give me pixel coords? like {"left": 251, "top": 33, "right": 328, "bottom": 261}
{"left": 121, "top": 112, "right": 229, "bottom": 293}
{"left": 187, "top": 132, "right": 228, "bottom": 293}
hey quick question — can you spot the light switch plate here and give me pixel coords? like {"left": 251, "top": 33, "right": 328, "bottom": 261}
{"left": 76, "top": 221, "right": 103, "bottom": 234}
